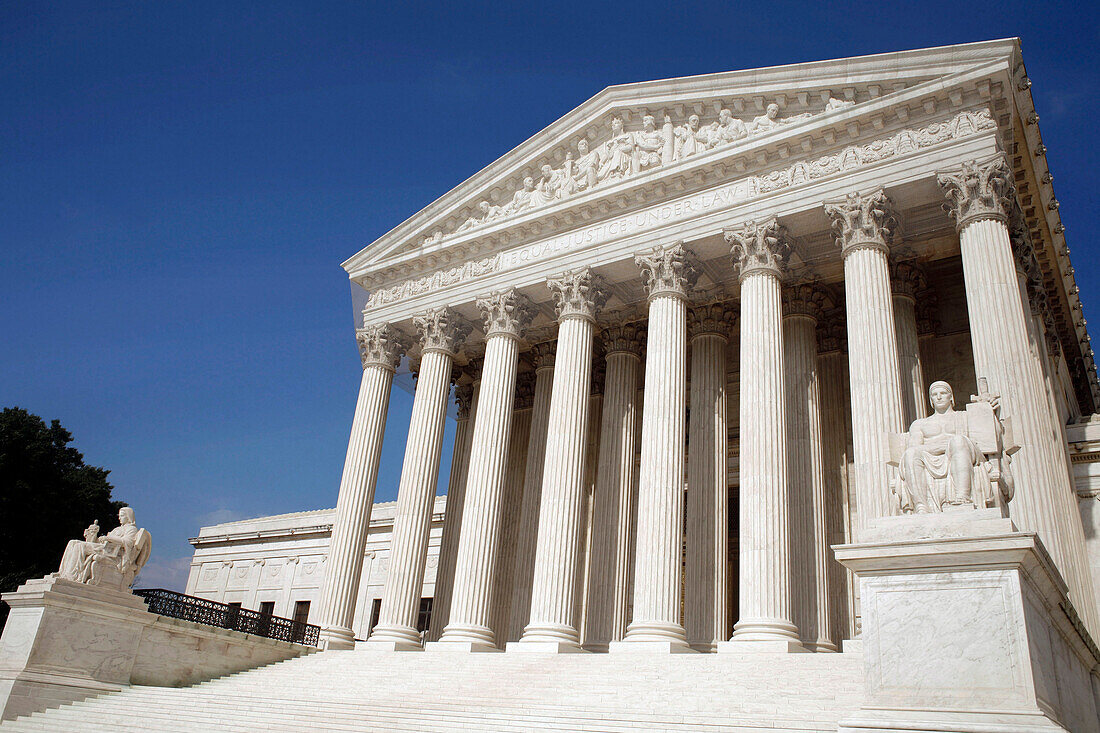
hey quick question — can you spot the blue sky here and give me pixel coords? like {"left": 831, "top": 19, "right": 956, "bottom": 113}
{"left": 3, "top": 2, "right": 1098, "bottom": 591}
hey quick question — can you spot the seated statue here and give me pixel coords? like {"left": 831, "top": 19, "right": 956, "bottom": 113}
{"left": 56, "top": 506, "right": 152, "bottom": 591}
{"left": 889, "top": 380, "right": 1016, "bottom": 514}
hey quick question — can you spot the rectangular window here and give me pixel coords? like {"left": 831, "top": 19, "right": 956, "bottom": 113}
{"left": 416, "top": 598, "right": 433, "bottom": 633}
{"left": 258, "top": 601, "right": 275, "bottom": 616}
{"left": 293, "top": 600, "right": 310, "bottom": 625}
{"left": 369, "top": 598, "right": 382, "bottom": 634}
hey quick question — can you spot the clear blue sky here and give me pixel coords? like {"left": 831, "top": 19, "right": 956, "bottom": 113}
{"left": 3, "top": 2, "right": 1097, "bottom": 591}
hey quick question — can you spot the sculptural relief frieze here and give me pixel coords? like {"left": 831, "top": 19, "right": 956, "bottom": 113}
{"left": 362, "top": 109, "right": 994, "bottom": 313}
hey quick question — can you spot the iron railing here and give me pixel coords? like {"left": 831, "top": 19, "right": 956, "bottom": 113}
{"left": 135, "top": 588, "right": 320, "bottom": 647}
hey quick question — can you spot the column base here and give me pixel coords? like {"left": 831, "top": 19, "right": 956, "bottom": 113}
{"left": 365, "top": 623, "right": 422, "bottom": 647}
{"left": 717, "top": 639, "right": 808, "bottom": 654}
{"left": 688, "top": 641, "right": 718, "bottom": 653}
{"left": 437, "top": 622, "right": 496, "bottom": 648}
{"left": 424, "top": 641, "right": 501, "bottom": 653}
{"left": 359, "top": 640, "right": 422, "bottom": 652}
{"left": 506, "top": 641, "right": 587, "bottom": 654}
{"left": 581, "top": 642, "right": 609, "bottom": 653}
{"left": 609, "top": 640, "right": 695, "bottom": 654}
{"left": 801, "top": 639, "right": 838, "bottom": 653}
{"left": 317, "top": 625, "right": 356, "bottom": 651}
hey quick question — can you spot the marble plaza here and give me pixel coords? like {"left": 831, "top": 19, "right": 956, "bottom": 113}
{"left": 4, "top": 38, "right": 1100, "bottom": 732}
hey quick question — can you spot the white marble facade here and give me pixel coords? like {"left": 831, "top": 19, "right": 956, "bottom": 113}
{"left": 185, "top": 497, "right": 445, "bottom": 640}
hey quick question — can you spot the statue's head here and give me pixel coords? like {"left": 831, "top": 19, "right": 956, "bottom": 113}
{"left": 611, "top": 117, "right": 624, "bottom": 133}
{"left": 766, "top": 103, "right": 779, "bottom": 118}
{"left": 541, "top": 164, "right": 552, "bottom": 177}
{"left": 719, "top": 108, "right": 733, "bottom": 122}
{"left": 523, "top": 176, "right": 535, "bottom": 190}
{"left": 577, "top": 139, "right": 589, "bottom": 154}
{"left": 478, "top": 200, "right": 491, "bottom": 213}
{"left": 119, "top": 506, "right": 135, "bottom": 525}
{"left": 688, "top": 114, "right": 700, "bottom": 129}
{"left": 928, "top": 381, "right": 954, "bottom": 413}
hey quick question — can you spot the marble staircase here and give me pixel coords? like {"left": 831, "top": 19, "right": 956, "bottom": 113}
{"left": 0, "top": 648, "right": 865, "bottom": 732}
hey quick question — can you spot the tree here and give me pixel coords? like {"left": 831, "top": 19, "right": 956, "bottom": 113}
{"left": 0, "top": 407, "right": 125, "bottom": 629}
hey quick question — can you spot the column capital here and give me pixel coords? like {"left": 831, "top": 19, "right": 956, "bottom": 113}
{"left": 635, "top": 242, "right": 702, "bottom": 300}
{"left": 689, "top": 303, "right": 737, "bottom": 339}
{"left": 725, "top": 217, "right": 791, "bottom": 280}
{"left": 936, "top": 153, "right": 1015, "bottom": 231}
{"left": 602, "top": 322, "right": 646, "bottom": 356}
{"left": 414, "top": 307, "right": 471, "bottom": 356}
{"left": 782, "top": 284, "right": 831, "bottom": 322}
{"left": 547, "top": 267, "right": 610, "bottom": 322}
{"left": 530, "top": 340, "right": 557, "bottom": 370}
{"left": 816, "top": 318, "right": 847, "bottom": 354}
{"left": 454, "top": 383, "right": 475, "bottom": 420}
{"left": 357, "top": 323, "right": 410, "bottom": 371}
{"left": 824, "top": 189, "right": 898, "bottom": 257}
{"left": 515, "top": 371, "right": 536, "bottom": 410}
{"left": 890, "top": 260, "right": 928, "bottom": 300}
{"left": 476, "top": 288, "right": 538, "bottom": 339}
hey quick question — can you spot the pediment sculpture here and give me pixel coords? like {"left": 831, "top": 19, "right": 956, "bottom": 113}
{"left": 449, "top": 98, "right": 850, "bottom": 239}
{"left": 888, "top": 379, "right": 1017, "bottom": 514}
{"left": 55, "top": 506, "right": 152, "bottom": 591}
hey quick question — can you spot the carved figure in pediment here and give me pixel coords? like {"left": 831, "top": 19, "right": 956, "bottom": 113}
{"left": 750, "top": 103, "right": 782, "bottom": 134}
{"left": 502, "top": 176, "right": 540, "bottom": 215}
{"left": 825, "top": 96, "right": 855, "bottom": 113}
{"left": 707, "top": 108, "right": 747, "bottom": 148}
{"left": 598, "top": 117, "right": 635, "bottom": 182}
{"left": 572, "top": 139, "right": 601, "bottom": 192}
{"left": 457, "top": 200, "right": 503, "bottom": 233}
{"left": 674, "top": 114, "right": 710, "bottom": 160}
{"left": 633, "top": 114, "right": 667, "bottom": 172}
{"left": 889, "top": 380, "right": 1016, "bottom": 514}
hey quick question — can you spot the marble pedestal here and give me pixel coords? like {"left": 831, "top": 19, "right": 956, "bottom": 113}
{"left": 0, "top": 576, "right": 151, "bottom": 721}
{"left": 833, "top": 509, "right": 1100, "bottom": 733}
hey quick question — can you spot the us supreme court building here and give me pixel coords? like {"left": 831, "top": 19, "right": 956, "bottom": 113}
{"left": 189, "top": 39, "right": 1100, "bottom": 732}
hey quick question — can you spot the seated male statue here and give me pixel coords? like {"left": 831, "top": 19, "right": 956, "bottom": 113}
{"left": 893, "top": 380, "right": 1015, "bottom": 514}
{"left": 56, "top": 506, "right": 152, "bottom": 591}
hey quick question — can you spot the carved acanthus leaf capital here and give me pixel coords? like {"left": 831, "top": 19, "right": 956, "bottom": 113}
{"left": 816, "top": 317, "right": 847, "bottom": 354}
{"left": 635, "top": 242, "right": 702, "bottom": 300}
{"left": 546, "top": 268, "right": 610, "bottom": 321}
{"left": 782, "top": 284, "right": 831, "bottom": 321}
{"left": 890, "top": 260, "right": 928, "bottom": 300}
{"left": 602, "top": 322, "right": 646, "bottom": 356}
{"left": 530, "top": 340, "right": 557, "bottom": 370}
{"left": 824, "top": 189, "right": 898, "bottom": 257}
{"left": 475, "top": 289, "right": 538, "bottom": 339}
{"left": 514, "top": 371, "right": 536, "bottom": 410}
{"left": 454, "top": 383, "right": 475, "bottom": 420}
{"left": 936, "top": 154, "right": 1015, "bottom": 230}
{"left": 689, "top": 303, "right": 737, "bottom": 339}
{"left": 414, "top": 307, "right": 471, "bottom": 355}
{"left": 725, "top": 217, "right": 791, "bottom": 280}
{"left": 357, "top": 323, "right": 410, "bottom": 371}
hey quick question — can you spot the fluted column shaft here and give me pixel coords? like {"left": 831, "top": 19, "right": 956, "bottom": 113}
{"left": 508, "top": 356, "right": 555, "bottom": 641}
{"left": 370, "top": 349, "right": 454, "bottom": 646}
{"left": 521, "top": 317, "right": 595, "bottom": 646}
{"left": 317, "top": 363, "right": 395, "bottom": 649}
{"left": 490, "top": 404, "right": 533, "bottom": 643}
{"left": 731, "top": 271, "right": 798, "bottom": 644}
{"left": 893, "top": 293, "right": 927, "bottom": 426}
{"left": 960, "top": 218, "right": 1099, "bottom": 632}
{"left": 819, "top": 349, "right": 855, "bottom": 644}
{"left": 426, "top": 379, "right": 479, "bottom": 642}
{"left": 583, "top": 341, "right": 642, "bottom": 650}
{"left": 784, "top": 311, "right": 835, "bottom": 652}
{"left": 686, "top": 320, "right": 729, "bottom": 652}
{"left": 317, "top": 324, "right": 406, "bottom": 650}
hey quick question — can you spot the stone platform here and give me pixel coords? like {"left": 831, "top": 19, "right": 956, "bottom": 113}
{"left": 0, "top": 648, "right": 866, "bottom": 732}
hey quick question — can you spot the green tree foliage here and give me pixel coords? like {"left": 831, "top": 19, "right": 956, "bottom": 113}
{"left": 0, "top": 407, "right": 124, "bottom": 628}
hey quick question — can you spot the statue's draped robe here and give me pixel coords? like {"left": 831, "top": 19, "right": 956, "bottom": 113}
{"left": 58, "top": 523, "right": 142, "bottom": 583}
{"left": 898, "top": 411, "right": 988, "bottom": 513}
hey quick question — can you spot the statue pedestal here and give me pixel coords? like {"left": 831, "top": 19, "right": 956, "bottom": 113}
{"left": 0, "top": 575, "right": 152, "bottom": 721}
{"left": 834, "top": 513, "right": 1100, "bottom": 733}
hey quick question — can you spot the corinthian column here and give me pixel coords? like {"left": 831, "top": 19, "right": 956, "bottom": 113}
{"left": 891, "top": 261, "right": 929, "bottom": 426}
{"left": 615, "top": 243, "right": 699, "bottom": 653}
{"left": 783, "top": 285, "right": 835, "bottom": 652}
{"left": 685, "top": 304, "right": 734, "bottom": 652}
{"left": 370, "top": 308, "right": 469, "bottom": 649}
{"left": 508, "top": 343, "right": 555, "bottom": 642}
{"left": 436, "top": 290, "right": 536, "bottom": 651}
{"left": 317, "top": 323, "right": 408, "bottom": 650}
{"left": 514, "top": 269, "right": 608, "bottom": 652}
{"left": 426, "top": 374, "right": 478, "bottom": 642}
{"left": 721, "top": 219, "right": 802, "bottom": 652}
{"left": 583, "top": 323, "right": 644, "bottom": 650}
{"left": 825, "top": 190, "right": 906, "bottom": 535}
{"left": 939, "top": 154, "right": 1100, "bottom": 636}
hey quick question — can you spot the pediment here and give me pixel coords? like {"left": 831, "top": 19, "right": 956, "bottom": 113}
{"left": 344, "top": 39, "right": 1021, "bottom": 286}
